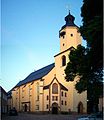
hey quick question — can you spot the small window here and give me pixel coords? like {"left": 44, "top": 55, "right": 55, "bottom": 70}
{"left": 70, "top": 34, "right": 73, "bottom": 37}
{"left": 62, "top": 55, "right": 66, "bottom": 66}
{"left": 65, "top": 92, "right": 67, "bottom": 97}
{"left": 61, "top": 100, "right": 63, "bottom": 105}
{"left": 63, "top": 43, "right": 65, "bottom": 46}
{"left": 37, "top": 95, "right": 39, "bottom": 101}
{"left": 52, "top": 96, "right": 54, "bottom": 101}
{"left": 65, "top": 101, "right": 67, "bottom": 105}
{"left": 46, "top": 104, "right": 49, "bottom": 109}
{"left": 47, "top": 95, "right": 49, "bottom": 100}
{"left": 56, "top": 96, "right": 58, "bottom": 101}
{"left": 63, "top": 35, "right": 65, "bottom": 39}
{"left": 52, "top": 96, "right": 58, "bottom": 101}
{"left": 61, "top": 91, "right": 63, "bottom": 96}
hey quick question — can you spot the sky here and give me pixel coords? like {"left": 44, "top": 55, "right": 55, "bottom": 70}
{"left": 1, "top": 0, "right": 85, "bottom": 92}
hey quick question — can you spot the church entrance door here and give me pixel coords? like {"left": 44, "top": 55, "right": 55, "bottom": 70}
{"left": 52, "top": 102, "right": 58, "bottom": 114}
{"left": 78, "top": 102, "right": 83, "bottom": 114}
{"left": 24, "top": 104, "right": 27, "bottom": 112}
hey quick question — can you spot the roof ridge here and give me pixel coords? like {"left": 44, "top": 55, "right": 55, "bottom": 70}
{"left": 24, "top": 63, "right": 55, "bottom": 79}
{"left": 14, "top": 63, "right": 55, "bottom": 88}
{"left": 31, "top": 63, "right": 54, "bottom": 74}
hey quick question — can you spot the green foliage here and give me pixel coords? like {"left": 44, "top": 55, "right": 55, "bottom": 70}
{"left": 80, "top": 0, "right": 103, "bottom": 70}
{"left": 65, "top": 0, "right": 103, "bottom": 113}
{"left": 65, "top": 45, "right": 103, "bottom": 94}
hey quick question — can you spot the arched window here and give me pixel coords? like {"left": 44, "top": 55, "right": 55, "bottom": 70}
{"left": 61, "top": 91, "right": 63, "bottom": 96}
{"left": 47, "top": 95, "right": 49, "bottom": 100}
{"left": 62, "top": 55, "right": 66, "bottom": 66}
{"left": 37, "top": 82, "right": 39, "bottom": 100}
{"left": 52, "top": 83, "right": 58, "bottom": 94}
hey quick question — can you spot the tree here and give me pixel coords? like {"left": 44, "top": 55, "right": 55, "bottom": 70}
{"left": 80, "top": 0, "right": 103, "bottom": 70}
{"left": 65, "top": 0, "right": 103, "bottom": 113}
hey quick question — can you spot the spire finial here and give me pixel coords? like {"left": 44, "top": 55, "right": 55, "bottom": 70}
{"left": 66, "top": 4, "right": 70, "bottom": 14}
{"left": 69, "top": 10, "right": 71, "bottom": 15}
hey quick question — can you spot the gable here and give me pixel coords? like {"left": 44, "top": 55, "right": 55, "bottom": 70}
{"left": 43, "top": 77, "right": 68, "bottom": 91}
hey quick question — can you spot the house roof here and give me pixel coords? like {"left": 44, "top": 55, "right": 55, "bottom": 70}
{"left": 15, "top": 63, "right": 55, "bottom": 87}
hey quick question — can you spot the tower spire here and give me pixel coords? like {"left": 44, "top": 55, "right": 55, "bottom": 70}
{"left": 61, "top": 10, "right": 77, "bottom": 30}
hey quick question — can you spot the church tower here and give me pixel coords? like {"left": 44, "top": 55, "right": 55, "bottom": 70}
{"left": 54, "top": 11, "right": 82, "bottom": 74}
{"left": 59, "top": 11, "right": 81, "bottom": 52}
{"left": 54, "top": 12, "right": 87, "bottom": 113}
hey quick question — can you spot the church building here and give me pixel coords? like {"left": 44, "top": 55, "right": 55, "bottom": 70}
{"left": 10, "top": 11, "right": 87, "bottom": 114}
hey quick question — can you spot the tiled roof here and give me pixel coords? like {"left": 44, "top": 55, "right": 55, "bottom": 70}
{"left": 15, "top": 63, "right": 55, "bottom": 87}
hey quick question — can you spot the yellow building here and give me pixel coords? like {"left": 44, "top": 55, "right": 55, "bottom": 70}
{"left": 11, "top": 12, "right": 87, "bottom": 114}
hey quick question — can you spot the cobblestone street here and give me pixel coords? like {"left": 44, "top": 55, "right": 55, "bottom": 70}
{"left": 2, "top": 113, "right": 81, "bottom": 120}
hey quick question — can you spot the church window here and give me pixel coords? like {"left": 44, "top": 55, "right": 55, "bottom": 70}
{"left": 65, "top": 92, "right": 67, "bottom": 97}
{"left": 63, "top": 35, "right": 65, "bottom": 39}
{"left": 46, "top": 104, "right": 49, "bottom": 109}
{"left": 63, "top": 43, "right": 65, "bottom": 46}
{"left": 52, "top": 96, "right": 58, "bottom": 101}
{"left": 52, "top": 83, "right": 58, "bottom": 94}
{"left": 65, "top": 101, "right": 67, "bottom": 105}
{"left": 59, "top": 31, "right": 66, "bottom": 38}
{"left": 47, "top": 95, "right": 49, "bottom": 100}
{"left": 52, "top": 96, "right": 54, "bottom": 101}
{"left": 56, "top": 96, "right": 58, "bottom": 101}
{"left": 62, "top": 55, "right": 66, "bottom": 66}
{"left": 61, "top": 100, "right": 63, "bottom": 105}
{"left": 37, "top": 82, "right": 39, "bottom": 101}
{"left": 71, "top": 34, "right": 73, "bottom": 37}
{"left": 61, "top": 91, "right": 63, "bottom": 96}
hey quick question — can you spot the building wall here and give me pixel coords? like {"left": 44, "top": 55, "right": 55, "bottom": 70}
{"left": 60, "top": 27, "right": 81, "bottom": 52}
{"left": 73, "top": 77, "right": 87, "bottom": 113}
{"left": 11, "top": 17, "right": 87, "bottom": 114}
{"left": 0, "top": 87, "right": 8, "bottom": 114}
{"left": 98, "top": 97, "right": 103, "bottom": 112}
{"left": 43, "top": 89, "right": 49, "bottom": 112}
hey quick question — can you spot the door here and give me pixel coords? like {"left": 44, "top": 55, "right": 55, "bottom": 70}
{"left": 52, "top": 102, "right": 58, "bottom": 114}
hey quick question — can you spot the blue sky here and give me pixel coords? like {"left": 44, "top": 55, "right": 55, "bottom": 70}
{"left": 1, "top": 0, "right": 85, "bottom": 92}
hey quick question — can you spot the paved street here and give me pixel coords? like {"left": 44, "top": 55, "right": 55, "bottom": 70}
{"left": 2, "top": 113, "right": 81, "bottom": 120}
